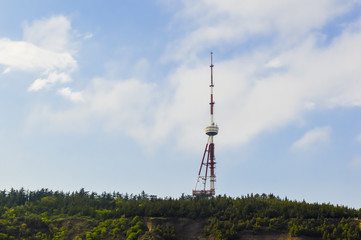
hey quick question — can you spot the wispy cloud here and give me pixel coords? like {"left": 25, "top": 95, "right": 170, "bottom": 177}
{"left": 158, "top": 0, "right": 361, "bottom": 151}
{"left": 291, "top": 127, "right": 331, "bottom": 150}
{"left": 23, "top": 15, "right": 73, "bottom": 53}
{"left": 29, "top": 72, "right": 71, "bottom": 92}
{"left": 27, "top": 78, "right": 163, "bottom": 149}
{"left": 24, "top": 2, "right": 361, "bottom": 154}
{"left": 57, "top": 87, "right": 84, "bottom": 102}
{"left": 164, "top": 0, "right": 352, "bottom": 62}
{"left": 0, "top": 38, "right": 76, "bottom": 73}
{"left": 2, "top": 67, "right": 11, "bottom": 74}
{"left": 0, "top": 16, "right": 77, "bottom": 91}
{"left": 83, "top": 33, "right": 93, "bottom": 40}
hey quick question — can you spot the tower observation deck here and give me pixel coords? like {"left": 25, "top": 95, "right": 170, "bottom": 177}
{"left": 193, "top": 52, "right": 219, "bottom": 197}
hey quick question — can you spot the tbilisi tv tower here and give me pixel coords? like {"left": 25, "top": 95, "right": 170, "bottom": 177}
{"left": 192, "top": 52, "right": 219, "bottom": 197}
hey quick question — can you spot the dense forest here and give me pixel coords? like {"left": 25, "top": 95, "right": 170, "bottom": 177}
{"left": 0, "top": 188, "right": 360, "bottom": 239}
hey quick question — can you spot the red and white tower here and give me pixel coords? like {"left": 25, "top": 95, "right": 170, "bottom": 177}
{"left": 193, "top": 52, "right": 219, "bottom": 197}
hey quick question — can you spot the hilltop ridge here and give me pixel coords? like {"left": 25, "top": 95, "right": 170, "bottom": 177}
{"left": 0, "top": 189, "right": 360, "bottom": 239}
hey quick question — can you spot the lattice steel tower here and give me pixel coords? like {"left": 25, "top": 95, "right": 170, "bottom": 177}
{"left": 193, "top": 52, "right": 219, "bottom": 197}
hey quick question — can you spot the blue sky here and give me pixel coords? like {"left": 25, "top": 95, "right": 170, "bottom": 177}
{"left": 1, "top": 0, "right": 361, "bottom": 208}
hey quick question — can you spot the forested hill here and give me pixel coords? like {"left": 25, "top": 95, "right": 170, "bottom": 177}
{"left": 0, "top": 188, "right": 361, "bottom": 239}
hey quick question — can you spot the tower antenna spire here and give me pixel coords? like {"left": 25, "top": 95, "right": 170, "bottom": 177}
{"left": 193, "top": 52, "right": 219, "bottom": 197}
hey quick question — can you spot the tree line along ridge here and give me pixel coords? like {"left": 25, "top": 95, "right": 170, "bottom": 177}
{"left": 0, "top": 188, "right": 360, "bottom": 239}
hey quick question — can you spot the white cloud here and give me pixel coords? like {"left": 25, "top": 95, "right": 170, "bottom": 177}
{"left": 83, "top": 33, "right": 93, "bottom": 40}
{"left": 23, "top": 15, "right": 72, "bottom": 53}
{"left": 2, "top": 67, "right": 11, "bottom": 74}
{"left": 27, "top": 78, "right": 164, "bottom": 148}
{"left": 304, "top": 102, "right": 316, "bottom": 110}
{"left": 158, "top": 0, "right": 361, "bottom": 151}
{"left": 0, "top": 16, "right": 77, "bottom": 91}
{"left": 57, "top": 87, "right": 85, "bottom": 102}
{"left": 164, "top": 0, "right": 353, "bottom": 61}
{"left": 0, "top": 39, "right": 76, "bottom": 73}
{"left": 28, "top": 72, "right": 71, "bottom": 91}
{"left": 160, "top": 20, "right": 361, "bottom": 150}
{"left": 291, "top": 127, "right": 331, "bottom": 150}
{"left": 25, "top": 2, "right": 361, "bottom": 154}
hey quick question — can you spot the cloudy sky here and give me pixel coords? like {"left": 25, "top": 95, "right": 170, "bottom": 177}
{"left": 1, "top": 0, "right": 361, "bottom": 208}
